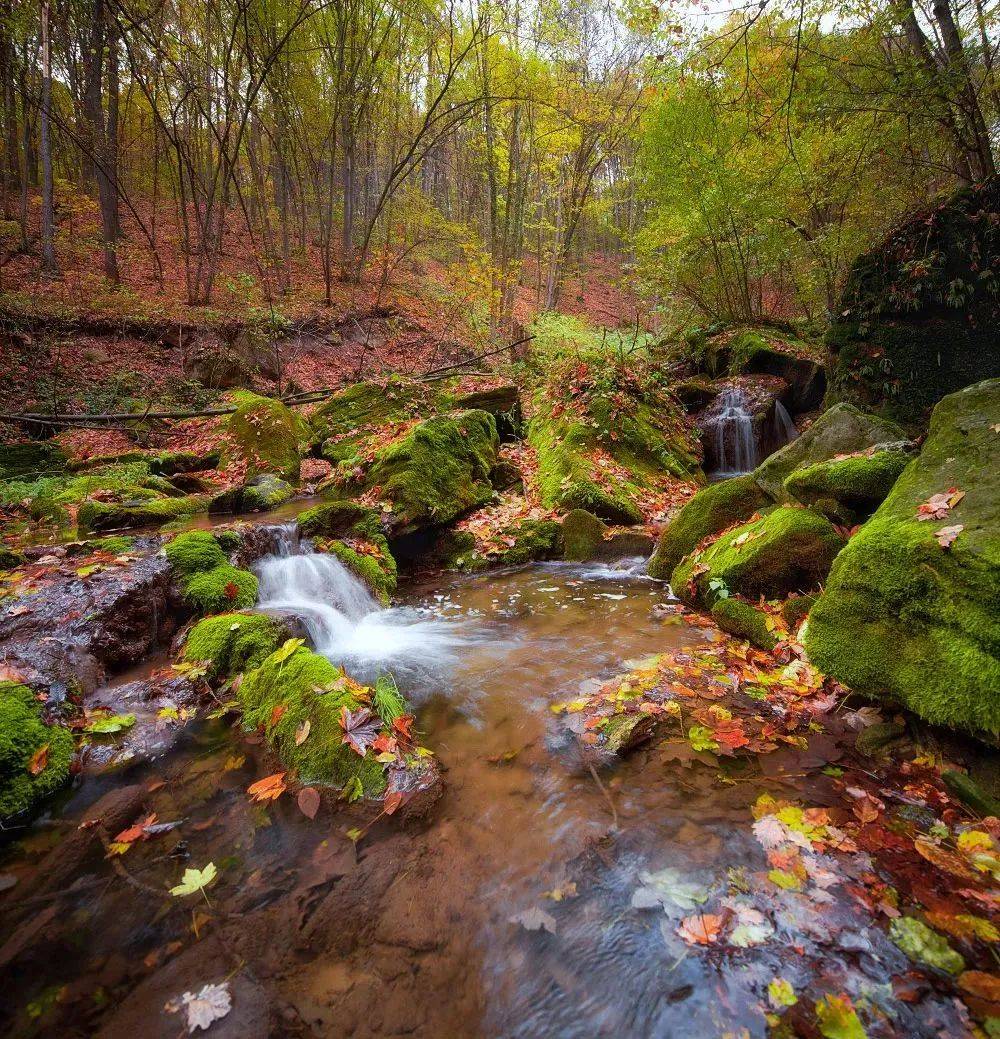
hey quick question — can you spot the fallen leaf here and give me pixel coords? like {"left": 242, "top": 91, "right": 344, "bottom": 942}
{"left": 27, "top": 744, "right": 49, "bottom": 775}
{"left": 815, "top": 993, "right": 867, "bottom": 1038}
{"left": 934, "top": 524, "right": 963, "bottom": 548}
{"left": 170, "top": 863, "right": 217, "bottom": 898}
{"left": 268, "top": 704, "right": 287, "bottom": 729}
{"left": 340, "top": 707, "right": 381, "bottom": 756}
{"left": 222, "top": 581, "right": 240, "bottom": 601}
{"left": 294, "top": 719, "right": 311, "bottom": 746}
{"left": 114, "top": 812, "right": 158, "bottom": 844}
{"left": 958, "top": 970, "right": 1000, "bottom": 1004}
{"left": 164, "top": 980, "right": 232, "bottom": 1033}
{"left": 247, "top": 772, "right": 286, "bottom": 803}
{"left": 677, "top": 913, "right": 723, "bottom": 945}
{"left": 297, "top": 786, "right": 321, "bottom": 819}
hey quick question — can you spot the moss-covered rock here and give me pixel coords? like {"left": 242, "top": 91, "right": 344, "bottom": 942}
{"left": 0, "top": 681, "right": 74, "bottom": 823}
{"left": 648, "top": 475, "right": 770, "bottom": 580}
{"left": 710, "top": 598, "right": 778, "bottom": 651}
{"left": 209, "top": 473, "right": 294, "bottom": 515}
{"left": 225, "top": 391, "right": 304, "bottom": 484}
{"left": 672, "top": 506, "right": 844, "bottom": 608}
{"left": 297, "top": 500, "right": 383, "bottom": 540}
{"left": 77, "top": 493, "right": 209, "bottom": 534}
{"left": 784, "top": 449, "right": 911, "bottom": 520}
{"left": 165, "top": 531, "right": 259, "bottom": 615}
{"left": 183, "top": 612, "right": 291, "bottom": 678}
{"left": 331, "top": 411, "right": 499, "bottom": 535}
{"left": 0, "top": 441, "right": 67, "bottom": 481}
{"left": 805, "top": 379, "right": 1000, "bottom": 738}
{"left": 562, "top": 509, "right": 609, "bottom": 561}
{"left": 780, "top": 593, "right": 817, "bottom": 629}
{"left": 310, "top": 378, "right": 435, "bottom": 455}
{"left": 319, "top": 538, "right": 397, "bottom": 603}
{"left": 753, "top": 403, "right": 906, "bottom": 501}
{"left": 436, "top": 518, "right": 565, "bottom": 571}
{"left": 237, "top": 643, "right": 387, "bottom": 795}
{"left": 828, "top": 179, "right": 1000, "bottom": 424}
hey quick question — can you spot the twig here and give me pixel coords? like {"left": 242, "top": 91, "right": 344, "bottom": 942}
{"left": 587, "top": 761, "right": 619, "bottom": 830}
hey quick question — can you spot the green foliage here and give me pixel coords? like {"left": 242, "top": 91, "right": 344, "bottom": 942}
{"left": 373, "top": 673, "right": 407, "bottom": 726}
{"left": 0, "top": 682, "right": 74, "bottom": 823}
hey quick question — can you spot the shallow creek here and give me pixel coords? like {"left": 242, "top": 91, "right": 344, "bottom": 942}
{"left": 0, "top": 550, "right": 967, "bottom": 1038}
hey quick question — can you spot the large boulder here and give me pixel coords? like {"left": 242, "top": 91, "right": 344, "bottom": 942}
{"left": 671, "top": 506, "right": 844, "bottom": 608}
{"left": 805, "top": 379, "right": 1000, "bottom": 738}
{"left": 325, "top": 410, "right": 499, "bottom": 536}
{"left": 752, "top": 403, "right": 906, "bottom": 501}
{"left": 225, "top": 391, "right": 304, "bottom": 484}
{"left": 208, "top": 473, "right": 294, "bottom": 514}
{"left": 828, "top": 179, "right": 1000, "bottom": 424}
{"left": 648, "top": 475, "right": 770, "bottom": 580}
{"left": 783, "top": 448, "right": 913, "bottom": 522}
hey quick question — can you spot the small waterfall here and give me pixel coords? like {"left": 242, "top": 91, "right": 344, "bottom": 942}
{"left": 253, "top": 538, "right": 470, "bottom": 683}
{"left": 773, "top": 400, "right": 798, "bottom": 444}
{"left": 704, "top": 388, "right": 757, "bottom": 476}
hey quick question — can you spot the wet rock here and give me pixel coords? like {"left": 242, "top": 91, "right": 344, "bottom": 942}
{"left": 752, "top": 402, "right": 906, "bottom": 501}
{"left": 0, "top": 538, "right": 181, "bottom": 696}
{"left": 209, "top": 473, "right": 294, "bottom": 514}
{"left": 942, "top": 770, "right": 1000, "bottom": 818}
{"left": 183, "top": 329, "right": 257, "bottom": 389}
{"left": 77, "top": 493, "right": 209, "bottom": 534}
{"left": 855, "top": 721, "right": 907, "bottom": 758}
{"left": 603, "top": 713, "right": 657, "bottom": 754}
{"left": 805, "top": 379, "right": 1000, "bottom": 737}
{"left": 672, "top": 506, "right": 844, "bottom": 610}
{"left": 648, "top": 475, "right": 770, "bottom": 580}
{"left": 562, "top": 509, "right": 609, "bottom": 561}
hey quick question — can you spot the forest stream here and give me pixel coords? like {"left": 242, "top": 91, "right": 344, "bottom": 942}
{"left": 0, "top": 524, "right": 982, "bottom": 1039}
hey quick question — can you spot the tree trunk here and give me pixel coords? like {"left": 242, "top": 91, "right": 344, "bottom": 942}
{"left": 40, "top": 0, "right": 59, "bottom": 277}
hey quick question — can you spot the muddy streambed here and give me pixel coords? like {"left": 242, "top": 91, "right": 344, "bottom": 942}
{"left": 0, "top": 559, "right": 972, "bottom": 1038}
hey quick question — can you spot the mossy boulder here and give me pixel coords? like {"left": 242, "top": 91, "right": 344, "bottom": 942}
{"left": 165, "top": 531, "right": 259, "bottom": 616}
{"left": 77, "top": 493, "right": 209, "bottom": 534}
{"left": 0, "top": 681, "right": 74, "bottom": 823}
{"left": 297, "top": 500, "right": 383, "bottom": 540}
{"left": 711, "top": 598, "right": 778, "bottom": 651}
{"left": 805, "top": 379, "right": 1000, "bottom": 738}
{"left": 0, "top": 441, "right": 67, "bottom": 481}
{"left": 562, "top": 509, "right": 609, "bottom": 562}
{"left": 753, "top": 403, "right": 906, "bottom": 501}
{"left": 828, "top": 179, "right": 1000, "bottom": 424}
{"left": 310, "top": 378, "right": 435, "bottom": 454}
{"left": 672, "top": 506, "right": 844, "bottom": 608}
{"left": 783, "top": 448, "right": 912, "bottom": 521}
{"left": 226, "top": 391, "right": 304, "bottom": 484}
{"left": 183, "top": 612, "right": 292, "bottom": 679}
{"left": 648, "top": 475, "right": 770, "bottom": 580}
{"left": 209, "top": 473, "right": 294, "bottom": 515}
{"left": 237, "top": 643, "right": 387, "bottom": 795}
{"left": 331, "top": 411, "right": 499, "bottom": 535}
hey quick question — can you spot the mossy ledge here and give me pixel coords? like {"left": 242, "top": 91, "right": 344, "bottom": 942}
{"left": 165, "top": 531, "right": 258, "bottom": 616}
{"left": 0, "top": 681, "right": 74, "bottom": 823}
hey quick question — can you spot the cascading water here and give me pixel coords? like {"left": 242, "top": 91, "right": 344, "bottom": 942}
{"left": 704, "top": 388, "right": 757, "bottom": 476}
{"left": 253, "top": 525, "right": 470, "bottom": 685}
{"left": 774, "top": 399, "right": 799, "bottom": 444}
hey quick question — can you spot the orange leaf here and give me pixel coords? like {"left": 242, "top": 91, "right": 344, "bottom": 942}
{"left": 247, "top": 772, "right": 287, "bottom": 803}
{"left": 114, "top": 812, "right": 158, "bottom": 844}
{"left": 269, "top": 704, "right": 287, "bottom": 729}
{"left": 27, "top": 743, "right": 49, "bottom": 776}
{"left": 223, "top": 581, "right": 240, "bottom": 601}
{"left": 383, "top": 791, "right": 405, "bottom": 816}
{"left": 959, "top": 970, "right": 1000, "bottom": 1005}
{"left": 392, "top": 714, "right": 414, "bottom": 741}
{"left": 677, "top": 913, "right": 723, "bottom": 945}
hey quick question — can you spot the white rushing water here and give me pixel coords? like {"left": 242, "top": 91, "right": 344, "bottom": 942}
{"left": 704, "top": 387, "right": 757, "bottom": 476}
{"left": 253, "top": 526, "right": 471, "bottom": 684}
{"left": 774, "top": 399, "right": 799, "bottom": 444}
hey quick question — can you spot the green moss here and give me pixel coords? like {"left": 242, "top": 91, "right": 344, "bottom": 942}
{"left": 805, "top": 379, "right": 1000, "bottom": 737}
{"left": 226, "top": 391, "right": 304, "bottom": 484}
{"left": 0, "top": 681, "right": 74, "bottom": 822}
{"left": 784, "top": 449, "right": 911, "bottom": 519}
{"left": 323, "top": 539, "right": 397, "bottom": 603}
{"left": 672, "top": 506, "right": 844, "bottom": 609}
{"left": 780, "top": 593, "right": 816, "bottom": 628}
{"left": 165, "top": 531, "right": 258, "bottom": 615}
{"left": 332, "top": 411, "right": 499, "bottom": 534}
{"left": 165, "top": 531, "right": 228, "bottom": 574}
{"left": 87, "top": 535, "right": 135, "bottom": 555}
{"left": 183, "top": 612, "right": 290, "bottom": 678}
{"left": 210, "top": 474, "right": 294, "bottom": 514}
{"left": 0, "top": 441, "right": 67, "bottom": 481}
{"left": 753, "top": 403, "right": 906, "bottom": 502}
{"left": 499, "top": 519, "right": 563, "bottom": 565}
{"left": 562, "top": 509, "right": 609, "bottom": 562}
{"left": 311, "top": 379, "right": 436, "bottom": 452}
{"left": 649, "top": 476, "right": 770, "bottom": 580}
{"left": 238, "top": 645, "right": 387, "bottom": 795}
{"left": 77, "top": 493, "right": 209, "bottom": 534}
{"left": 711, "top": 598, "right": 777, "bottom": 651}
{"left": 298, "top": 501, "right": 383, "bottom": 540}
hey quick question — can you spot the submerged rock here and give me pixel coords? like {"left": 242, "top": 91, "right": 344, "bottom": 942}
{"left": 806, "top": 379, "right": 1000, "bottom": 738}
{"left": 562, "top": 509, "right": 609, "bottom": 562}
{"left": 0, "top": 681, "right": 74, "bottom": 823}
{"left": 672, "top": 506, "right": 844, "bottom": 609}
